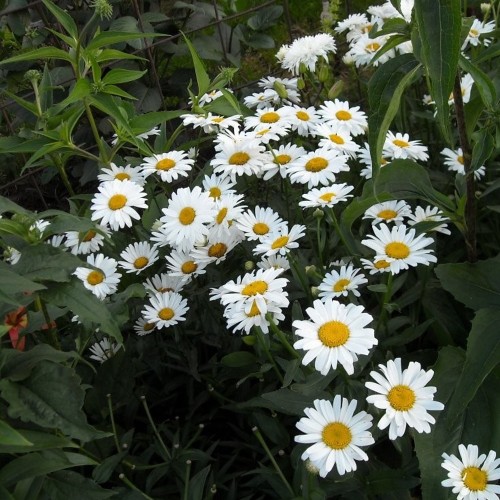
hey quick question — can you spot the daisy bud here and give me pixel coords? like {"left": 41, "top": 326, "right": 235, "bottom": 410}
{"left": 297, "top": 77, "right": 305, "bottom": 90}
{"left": 273, "top": 80, "right": 289, "bottom": 99}
{"left": 305, "top": 459, "right": 320, "bottom": 475}
{"left": 328, "top": 80, "right": 344, "bottom": 100}
{"left": 305, "top": 265, "right": 317, "bottom": 276}
{"left": 90, "top": 0, "right": 113, "bottom": 20}
{"left": 313, "top": 208, "right": 324, "bottom": 219}
{"left": 210, "top": 485, "right": 217, "bottom": 494}
{"left": 244, "top": 260, "right": 255, "bottom": 271}
{"left": 481, "top": 2, "right": 491, "bottom": 13}
{"left": 242, "top": 334, "right": 256, "bottom": 346}
{"left": 24, "top": 69, "right": 41, "bottom": 83}
{"left": 311, "top": 286, "right": 320, "bottom": 297}
{"left": 318, "top": 64, "right": 330, "bottom": 83}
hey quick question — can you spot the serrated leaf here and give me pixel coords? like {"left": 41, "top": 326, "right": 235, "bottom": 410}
{"left": 0, "top": 361, "right": 108, "bottom": 443}
{"left": 368, "top": 54, "right": 421, "bottom": 181}
{"left": 413, "top": 0, "right": 461, "bottom": 143}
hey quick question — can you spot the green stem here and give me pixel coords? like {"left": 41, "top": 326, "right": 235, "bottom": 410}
{"left": 252, "top": 426, "right": 294, "bottom": 497}
{"left": 35, "top": 294, "right": 60, "bottom": 349}
{"left": 267, "top": 315, "right": 298, "bottom": 359}
{"left": 107, "top": 394, "right": 121, "bottom": 453}
{"left": 52, "top": 155, "right": 76, "bottom": 197}
{"left": 254, "top": 326, "right": 284, "bottom": 384}
{"left": 183, "top": 460, "right": 192, "bottom": 500}
{"left": 74, "top": 12, "right": 98, "bottom": 78}
{"left": 376, "top": 272, "right": 393, "bottom": 337}
{"left": 165, "top": 123, "right": 185, "bottom": 151}
{"left": 316, "top": 215, "right": 324, "bottom": 269}
{"left": 119, "top": 473, "right": 154, "bottom": 500}
{"left": 326, "top": 208, "right": 360, "bottom": 265}
{"left": 84, "top": 99, "right": 108, "bottom": 163}
{"left": 141, "top": 396, "right": 172, "bottom": 460}
{"left": 287, "top": 252, "right": 311, "bottom": 300}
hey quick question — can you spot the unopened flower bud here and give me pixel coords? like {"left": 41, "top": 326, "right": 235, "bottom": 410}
{"left": 318, "top": 64, "right": 330, "bottom": 83}
{"left": 297, "top": 77, "right": 305, "bottom": 90}
{"left": 481, "top": 3, "right": 491, "bottom": 13}
{"left": 242, "top": 334, "right": 256, "bottom": 346}
{"left": 90, "top": 0, "right": 113, "bottom": 19}
{"left": 244, "top": 260, "right": 255, "bottom": 271}
{"left": 311, "top": 286, "right": 320, "bottom": 297}
{"left": 273, "top": 81, "right": 289, "bottom": 99}
{"left": 313, "top": 208, "right": 324, "bottom": 219}
{"left": 305, "top": 265, "right": 317, "bottom": 277}
{"left": 24, "top": 69, "right": 41, "bottom": 83}
{"left": 328, "top": 80, "right": 345, "bottom": 100}
{"left": 305, "top": 459, "right": 320, "bottom": 475}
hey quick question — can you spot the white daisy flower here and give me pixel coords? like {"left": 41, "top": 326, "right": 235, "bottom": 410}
{"left": 141, "top": 151, "right": 194, "bottom": 183}
{"left": 299, "top": 183, "right": 354, "bottom": 209}
{"left": 318, "top": 99, "right": 368, "bottom": 137}
{"left": 281, "top": 105, "right": 321, "bottom": 137}
{"left": 209, "top": 193, "right": 247, "bottom": 238}
{"left": 258, "top": 75, "right": 300, "bottom": 96}
{"left": 97, "top": 163, "right": 145, "bottom": 185}
{"left": 408, "top": 206, "right": 451, "bottom": 235}
{"left": 315, "top": 122, "right": 360, "bottom": 158}
{"left": 158, "top": 186, "right": 216, "bottom": 252}
{"left": 201, "top": 173, "right": 237, "bottom": 200}
{"left": 254, "top": 224, "right": 306, "bottom": 257}
{"left": 358, "top": 142, "right": 391, "bottom": 179}
{"left": 134, "top": 317, "right": 157, "bottom": 336}
{"left": 287, "top": 148, "right": 350, "bottom": 188}
{"left": 211, "top": 267, "right": 289, "bottom": 316}
{"left": 118, "top": 241, "right": 159, "bottom": 274}
{"left": 335, "top": 13, "right": 371, "bottom": 38}
{"left": 295, "top": 396, "right": 374, "bottom": 477}
{"left": 65, "top": 225, "right": 109, "bottom": 255}
{"left": 318, "top": 265, "right": 368, "bottom": 299}
{"left": 91, "top": 180, "right": 147, "bottom": 231}
{"left": 251, "top": 123, "right": 291, "bottom": 144}
{"left": 279, "top": 33, "right": 337, "bottom": 75}
{"left": 256, "top": 254, "right": 291, "bottom": 272}
{"left": 365, "top": 358, "right": 444, "bottom": 440}
{"left": 190, "top": 230, "right": 242, "bottom": 266}
{"left": 360, "top": 257, "right": 392, "bottom": 275}
{"left": 111, "top": 126, "right": 160, "bottom": 146}
{"left": 181, "top": 112, "right": 241, "bottom": 133}
{"left": 243, "top": 89, "right": 279, "bottom": 110}
{"left": 448, "top": 73, "right": 474, "bottom": 105}
{"left": 4, "top": 247, "right": 21, "bottom": 265}
{"left": 89, "top": 337, "right": 122, "bottom": 363}
{"left": 361, "top": 223, "right": 436, "bottom": 274}
{"left": 293, "top": 298, "right": 377, "bottom": 375}
{"left": 74, "top": 253, "right": 121, "bottom": 300}
{"left": 244, "top": 107, "right": 292, "bottom": 132}
{"left": 441, "top": 147, "right": 486, "bottom": 179}
{"left": 441, "top": 444, "right": 500, "bottom": 500}
{"left": 165, "top": 249, "right": 208, "bottom": 283}
{"left": 347, "top": 33, "right": 395, "bottom": 67}
{"left": 261, "top": 143, "right": 307, "bottom": 180}
{"left": 363, "top": 200, "right": 412, "bottom": 225}
{"left": 143, "top": 273, "right": 186, "bottom": 295}
{"left": 462, "top": 19, "right": 496, "bottom": 49}
{"left": 236, "top": 206, "right": 286, "bottom": 242}
{"left": 47, "top": 234, "right": 66, "bottom": 248}
{"left": 383, "top": 131, "right": 429, "bottom": 161}
{"left": 142, "top": 291, "right": 189, "bottom": 329}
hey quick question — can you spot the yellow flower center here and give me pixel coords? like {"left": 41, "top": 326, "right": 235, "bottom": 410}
{"left": 457, "top": 155, "right": 464, "bottom": 165}
{"left": 305, "top": 157, "right": 328, "bottom": 172}
{"left": 318, "top": 321, "right": 350, "bottom": 347}
{"left": 378, "top": 209, "right": 398, "bottom": 220}
{"left": 388, "top": 384, "right": 416, "bottom": 411}
{"left": 158, "top": 307, "right": 175, "bottom": 321}
{"left": 247, "top": 300, "right": 261, "bottom": 317}
{"left": 211, "top": 116, "right": 224, "bottom": 123}
{"left": 256, "top": 128, "right": 270, "bottom": 136}
{"left": 181, "top": 260, "right": 198, "bottom": 274}
{"left": 143, "top": 322, "right": 155, "bottom": 331}
{"left": 158, "top": 287, "right": 173, "bottom": 293}
{"left": 115, "top": 172, "right": 131, "bottom": 180}
{"left": 208, "top": 243, "right": 228, "bottom": 258}
{"left": 209, "top": 186, "right": 222, "bottom": 199}
{"left": 82, "top": 230, "right": 97, "bottom": 242}
{"left": 87, "top": 270, "right": 104, "bottom": 285}
{"left": 216, "top": 207, "right": 228, "bottom": 225}
{"left": 385, "top": 242, "right": 410, "bottom": 259}
{"left": 333, "top": 278, "right": 351, "bottom": 293}
{"left": 381, "top": 158, "right": 389, "bottom": 165}
{"left": 229, "top": 152, "right": 250, "bottom": 165}
{"left": 242, "top": 280, "right": 268, "bottom": 296}
{"left": 469, "top": 28, "right": 479, "bottom": 37}
{"left": 260, "top": 111, "right": 280, "bottom": 123}
{"left": 133, "top": 256, "right": 149, "bottom": 269}
{"left": 253, "top": 222, "right": 270, "bottom": 235}
{"left": 393, "top": 139, "right": 410, "bottom": 148}
{"left": 462, "top": 467, "right": 488, "bottom": 491}
{"left": 329, "top": 134, "right": 345, "bottom": 144}
{"left": 322, "top": 422, "right": 352, "bottom": 449}
{"left": 319, "top": 192, "right": 336, "bottom": 202}
{"left": 275, "top": 154, "right": 292, "bottom": 165}
{"left": 271, "top": 235, "right": 289, "bottom": 249}
{"left": 156, "top": 158, "right": 176, "bottom": 171}
{"left": 366, "top": 42, "right": 381, "bottom": 52}
{"left": 179, "top": 207, "right": 196, "bottom": 225}
{"left": 108, "top": 194, "right": 127, "bottom": 210}
{"left": 374, "top": 259, "right": 390, "bottom": 269}
{"left": 296, "top": 110, "right": 310, "bottom": 121}
{"left": 335, "top": 110, "right": 352, "bottom": 121}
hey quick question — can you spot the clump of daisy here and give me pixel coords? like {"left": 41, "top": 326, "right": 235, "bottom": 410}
{"left": 365, "top": 358, "right": 444, "bottom": 440}
{"left": 295, "top": 395, "right": 374, "bottom": 477}
{"left": 89, "top": 337, "right": 122, "bottom": 363}
{"left": 142, "top": 292, "right": 189, "bottom": 329}
{"left": 441, "top": 444, "right": 500, "bottom": 500}
{"left": 293, "top": 298, "right": 377, "bottom": 375}
{"left": 74, "top": 253, "right": 121, "bottom": 300}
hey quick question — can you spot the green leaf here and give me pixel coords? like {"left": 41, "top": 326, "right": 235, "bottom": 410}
{"left": 0, "top": 430, "right": 77, "bottom": 454}
{"left": 435, "top": 255, "right": 500, "bottom": 310}
{"left": 0, "top": 195, "right": 30, "bottom": 215}
{"left": 181, "top": 32, "right": 210, "bottom": 96}
{"left": 94, "top": 49, "right": 146, "bottom": 63}
{"left": 0, "top": 450, "right": 96, "bottom": 488}
{"left": 0, "top": 267, "right": 46, "bottom": 301}
{"left": 474, "top": 41, "right": 500, "bottom": 64}
{"left": 247, "top": 5, "right": 283, "bottom": 30}
{"left": 102, "top": 85, "right": 137, "bottom": 100}
{"left": 56, "top": 79, "right": 91, "bottom": 108}
{"left": 0, "top": 360, "right": 108, "bottom": 443}
{"left": 367, "top": 54, "right": 421, "bottom": 181}
{"left": 471, "top": 129, "right": 495, "bottom": 173}
{"left": 188, "top": 466, "right": 211, "bottom": 500}
{"left": 446, "top": 308, "right": 500, "bottom": 420}
{"left": 0, "top": 47, "right": 74, "bottom": 65}
{"left": 374, "top": 159, "right": 456, "bottom": 211}
{"left": 42, "top": 0, "right": 78, "bottom": 40}
{"left": 102, "top": 69, "right": 147, "bottom": 85}
{"left": 459, "top": 54, "right": 497, "bottom": 109}
{"left": 45, "top": 213, "right": 105, "bottom": 236}
{"left": 40, "top": 279, "right": 122, "bottom": 342}
{"left": 0, "top": 137, "right": 52, "bottom": 155}
{"left": 43, "top": 470, "right": 116, "bottom": 499}
{"left": 413, "top": 0, "right": 461, "bottom": 143}
{"left": 86, "top": 31, "right": 159, "bottom": 51}
{"left": 2, "top": 90, "right": 38, "bottom": 115}
{"left": 92, "top": 452, "right": 128, "bottom": 484}
{"left": 129, "top": 110, "right": 184, "bottom": 132}
{"left": 221, "top": 351, "right": 258, "bottom": 368}
{"left": 0, "top": 419, "right": 33, "bottom": 447}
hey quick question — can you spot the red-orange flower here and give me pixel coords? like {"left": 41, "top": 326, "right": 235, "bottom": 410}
{"left": 5, "top": 306, "right": 28, "bottom": 351}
